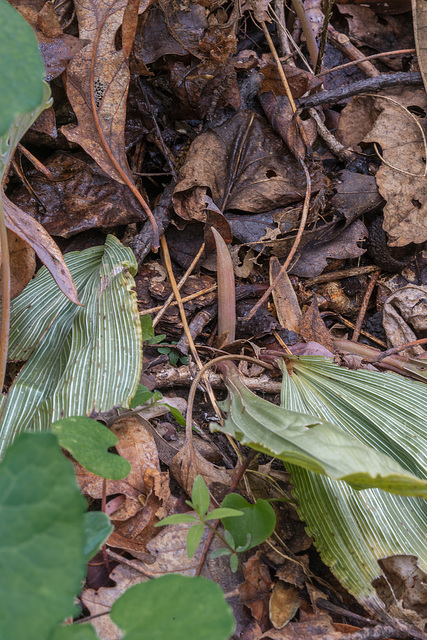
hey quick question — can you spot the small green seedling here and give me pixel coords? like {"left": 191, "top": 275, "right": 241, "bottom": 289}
{"left": 140, "top": 314, "right": 166, "bottom": 345}
{"left": 157, "top": 342, "right": 189, "bottom": 367}
{"left": 129, "top": 383, "right": 186, "bottom": 426}
{"left": 156, "top": 475, "right": 277, "bottom": 571}
{"left": 156, "top": 475, "right": 243, "bottom": 560}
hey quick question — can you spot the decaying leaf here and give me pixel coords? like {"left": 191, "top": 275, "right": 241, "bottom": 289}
{"left": 269, "top": 581, "right": 301, "bottom": 629}
{"left": 2, "top": 193, "right": 79, "bottom": 304}
{"left": 173, "top": 111, "right": 319, "bottom": 222}
{"left": 382, "top": 285, "right": 427, "bottom": 356}
{"left": 9, "top": 151, "right": 147, "bottom": 238}
{"left": 290, "top": 219, "right": 368, "bottom": 278}
{"left": 413, "top": 0, "right": 427, "bottom": 92}
{"left": 270, "top": 257, "right": 301, "bottom": 334}
{"left": 337, "top": 92, "right": 427, "bottom": 247}
{"left": 300, "top": 297, "right": 333, "bottom": 352}
{"left": 62, "top": 0, "right": 152, "bottom": 184}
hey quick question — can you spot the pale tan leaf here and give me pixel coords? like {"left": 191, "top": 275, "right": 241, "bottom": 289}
{"left": 412, "top": 0, "right": 427, "bottom": 93}
{"left": 270, "top": 257, "right": 301, "bottom": 334}
{"left": 2, "top": 193, "right": 79, "bottom": 304}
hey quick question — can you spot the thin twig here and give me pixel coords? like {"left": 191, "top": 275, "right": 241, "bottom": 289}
{"left": 308, "top": 107, "right": 356, "bottom": 162}
{"left": 0, "top": 196, "right": 10, "bottom": 391}
{"left": 138, "top": 78, "right": 178, "bottom": 181}
{"left": 304, "top": 265, "right": 379, "bottom": 286}
{"left": 351, "top": 272, "right": 379, "bottom": 342}
{"left": 317, "top": 48, "right": 416, "bottom": 78}
{"left": 273, "top": 0, "right": 294, "bottom": 60}
{"left": 290, "top": 0, "right": 319, "bottom": 69}
{"left": 106, "top": 549, "right": 154, "bottom": 577}
{"left": 160, "top": 235, "right": 222, "bottom": 428}
{"left": 374, "top": 337, "right": 427, "bottom": 362}
{"left": 295, "top": 72, "right": 422, "bottom": 109}
{"left": 315, "top": 0, "right": 335, "bottom": 74}
{"left": 152, "top": 242, "right": 206, "bottom": 327}
{"left": 327, "top": 25, "right": 380, "bottom": 78}
{"left": 245, "top": 160, "right": 311, "bottom": 321}
{"left": 145, "top": 284, "right": 216, "bottom": 316}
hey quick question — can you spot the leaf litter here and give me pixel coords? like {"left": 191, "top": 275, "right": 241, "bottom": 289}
{"left": 6, "top": 0, "right": 427, "bottom": 638}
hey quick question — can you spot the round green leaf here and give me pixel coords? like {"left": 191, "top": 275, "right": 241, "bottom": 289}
{"left": 221, "top": 494, "right": 276, "bottom": 550}
{"left": 52, "top": 416, "right": 131, "bottom": 480}
{"left": 110, "top": 575, "right": 235, "bottom": 640}
{"left": 83, "top": 512, "right": 113, "bottom": 563}
{"left": 51, "top": 623, "right": 99, "bottom": 640}
{"left": 0, "top": 0, "right": 46, "bottom": 136}
{"left": 0, "top": 432, "right": 87, "bottom": 640}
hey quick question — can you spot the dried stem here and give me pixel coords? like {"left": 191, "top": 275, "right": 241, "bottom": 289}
{"left": 0, "top": 195, "right": 10, "bottom": 392}
{"left": 160, "top": 235, "right": 222, "bottom": 428}
{"left": 315, "top": 0, "right": 335, "bottom": 74}
{"left": 351, "top": 272, "right": 379, "bottom": 342}
{"left": 152, "top": 242, "right": 206, "bottom": 327}
{"left": 290, "top": 0, "right": 319, "bottom": 69}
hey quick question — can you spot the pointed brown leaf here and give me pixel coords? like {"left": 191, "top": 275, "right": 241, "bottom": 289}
{"left": 2, "top": 194, "right": 79, "bottom": 305}
{"left": 300, "top": 297, "right": 333, "bottom": 352}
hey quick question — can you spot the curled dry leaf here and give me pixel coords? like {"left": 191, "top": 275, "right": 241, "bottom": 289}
{"left": 76, "top": 415, "right": 170, "bottom": 556}
{"left": 173, "top": 111, "right": 318, "bottom": 222}
{"left": 238, "top": 552, "right": 272, "bottom": 629}
{"left": 269, "top": 257, "right": 301, "bottom": 334}
{"left": 62, "top": 0, "right": 153, "bottom": 185}
{"left": 383, "top": 285, "right": 427, "bottom": 357}
{"left": 2, "top": 193, "right": 79, "bottom": 304}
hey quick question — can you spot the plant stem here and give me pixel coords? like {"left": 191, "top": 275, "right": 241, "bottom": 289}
{"left": 314, "top": 0, "right": 335, "bottom": 74}
{"left": 0, "top": 195, "right": 10, "bottom": 392}
{"left": 290, "top": 0, "right": 319, "bottom": 69}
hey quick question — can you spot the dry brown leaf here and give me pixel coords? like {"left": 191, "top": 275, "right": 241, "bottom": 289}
{"left": 413, "top": 0, "right": 427, "bottom": 92}
{"left": 76, "top": 415, "right": 159, "bottom": 501}
{"left": 257, "top": 612, "right": 343, "bottom": 639}
{"left": 290, "top": 220, "right": 368, "bottom": 278}
{"left": 62, "top": 0, "right": 153, "bottom": 184}
{"left": 238, "top": 552, "right": 273, "bottom": 629}
{"left": 169, "top": 440, "right": 231, "bottom": 497}
{"left": 2, "top": 194, "right": 79, "bottom": 305}
{"left": 0, "top": 230, "right": 35, "bottom": 300}
{"left": 383, "top": 285, "right": 427, "bottom": 356}
{"left": 269, "top": 582, "right": 301, "bottom": 629}
{"left": 330, "top": 170, "right": 383, "bottom": 227}
{"left": 300, "top": 297, "right": 334, "bottom": 352}
{"left": 337, "top": 93, "right": 427, "bottom": 247}
{"left": 173, "top": 111, "right": 313, "bottom": 222}
{"left": 82, "top": 563, "right": 147, "bottom": 640}
{"left": 9, "top": 151, "right": 147, "bottom": 238}
{"left": 269, "top": 257, "right": 301, "bottom": 334}
{"left": 336, "top": 4, "right": 414, "bottom": 71}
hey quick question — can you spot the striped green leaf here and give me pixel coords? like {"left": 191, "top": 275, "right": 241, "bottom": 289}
{"left": 214, "top": 356, "right": 427, "bottom": 615}
{"left": 280, "top": 356, "right": 427, "bottom": 615}
{"left": 0, "top": 235, "right": 141, "bottom": 457}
